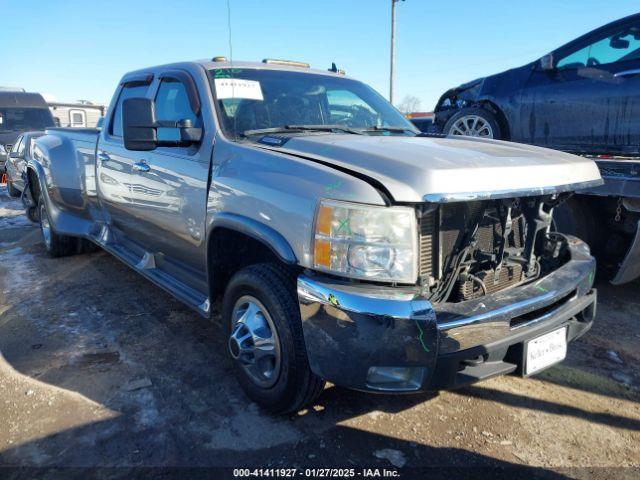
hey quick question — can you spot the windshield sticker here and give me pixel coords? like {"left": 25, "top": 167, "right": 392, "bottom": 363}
{"left": 214, "top": 78, "right": 263, "bottom": 100}
{"left": 213, "top": 68, "right": 243, "bottom": 78}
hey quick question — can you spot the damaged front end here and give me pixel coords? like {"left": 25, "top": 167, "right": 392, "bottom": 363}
{"left": 419, "top": 194, "right": 572, "bottom": 304}
{"left": 298, "top": 193, "right": 596, "bottom": 393}
{"left": 433, "top": 79, "right": 484, "bottom": 126}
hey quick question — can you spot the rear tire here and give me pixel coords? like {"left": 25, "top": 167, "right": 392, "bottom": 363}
{"left": 443, "top": 107, "right": 502, "bottom": 139}
{"left": 222, "top": 263, "right": 325, "bottom": 414}
{"left": 38, "top": 199, "right": 78, "bottom": 257}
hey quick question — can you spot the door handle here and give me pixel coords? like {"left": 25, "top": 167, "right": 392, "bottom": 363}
{"left": 132, "top": 161, "right": 150, "bottom": 173}
{"left": 97, "top": 152, "right": 111, "bottom": 164}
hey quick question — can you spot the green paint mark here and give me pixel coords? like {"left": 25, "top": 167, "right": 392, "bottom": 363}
{"left": 588, "top": 271, "right": 594, "bottom": 285}
{"left": 325, "top": 180, "right": 342, "bottom": 192}
{"left": 213, "top": 68, "right": 243, "bottom": 78}
{"left": 414, "top": 319, "right": 430, "bottom": 352}
{"left": 535, "top": 286, "right": 548, "bottom": 293}
{"left": 336, "top": 217, "right": 352, "bottom": 235}
{"left": 328, "top": 294, "right": 340, "bottom": 307}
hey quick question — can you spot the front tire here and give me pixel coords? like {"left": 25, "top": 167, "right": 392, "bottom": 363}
{"left": 222, "top": 263, "right": 325, "bottom": 414}
{"left": 443, "top": 107, "right": 501, "bottom": 139}
{"left": 38, "top": 199, "right": 78, "bottom": 257}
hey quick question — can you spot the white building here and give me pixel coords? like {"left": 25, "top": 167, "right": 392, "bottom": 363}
{"left": 49, "top": 100, "right": 105, "bottom": 128}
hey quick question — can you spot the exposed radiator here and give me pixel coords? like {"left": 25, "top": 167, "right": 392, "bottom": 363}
{"left": 458, "top": 264, "right": 524, "bottom": 301}
{"left": 418, "top": 202, "right": 526, "bottom": 300}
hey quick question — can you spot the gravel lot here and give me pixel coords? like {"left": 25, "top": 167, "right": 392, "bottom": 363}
{"left": 0, "top": 187, "right": 639, "bottom": 478}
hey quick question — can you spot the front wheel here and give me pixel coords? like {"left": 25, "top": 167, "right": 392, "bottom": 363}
{"left": 443, "top": 107, "right": 501, "bottom": 139}
{"left": 222, "top": 263, "right": 325, "bottom": 414}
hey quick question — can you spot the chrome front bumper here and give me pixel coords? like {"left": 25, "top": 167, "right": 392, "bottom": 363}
{"left": 297, "top": 236, "right": 597, "bottom": 392}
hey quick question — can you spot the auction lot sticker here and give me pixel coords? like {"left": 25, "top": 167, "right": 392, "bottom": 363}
{"left": 215, "top": 78, "right": 264, "bottom": 100}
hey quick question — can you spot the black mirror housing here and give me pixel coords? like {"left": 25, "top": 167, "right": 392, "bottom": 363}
{"left": 122, "top": 97, "right": 158, "bottom": 151}
{"left": 177, "top": 119, "right": 203, "bottom": 143}
{"left": 122, "top": 98, "right": 203, "bottom": 151}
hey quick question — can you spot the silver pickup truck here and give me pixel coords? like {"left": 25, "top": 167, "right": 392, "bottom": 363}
{"left": 24, "top": 58, "right": 602, "bottom": 413}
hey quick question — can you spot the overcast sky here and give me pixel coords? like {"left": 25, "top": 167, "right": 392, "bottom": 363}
{"left": 1, "top": 0, "right": 637, "bottom": 110}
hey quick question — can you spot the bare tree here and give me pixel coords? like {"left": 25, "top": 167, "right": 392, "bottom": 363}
{"left": 396, "top": 94, "right": 422, "bottom": 115}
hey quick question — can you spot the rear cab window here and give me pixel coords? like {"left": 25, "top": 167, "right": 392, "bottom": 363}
{"left": 0, "top": 108, "right": 53, "bottom": 133}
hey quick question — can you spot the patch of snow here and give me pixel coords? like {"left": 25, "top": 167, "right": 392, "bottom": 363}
{"left": 0, "top": 189, "right": 31, "bottom": 228}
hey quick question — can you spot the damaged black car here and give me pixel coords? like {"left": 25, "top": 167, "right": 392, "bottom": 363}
{"left": 432, "top": 12, "right": 640, "bottom": 156}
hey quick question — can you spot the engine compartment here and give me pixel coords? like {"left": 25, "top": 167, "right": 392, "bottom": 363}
{"left": 418, "top": 195, "right": 572, "bottom": 303}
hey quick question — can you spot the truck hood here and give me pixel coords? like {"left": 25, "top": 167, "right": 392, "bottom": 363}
{"left": 269, "top": 135, "right": 603, "bottom": 202}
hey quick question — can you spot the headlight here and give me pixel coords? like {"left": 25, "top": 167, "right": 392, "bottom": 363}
{"left": 0, "top": 145, "right": 6, "bottom": 155}
{"left": 313, "top": 199, "right": 418, "bottom": 283}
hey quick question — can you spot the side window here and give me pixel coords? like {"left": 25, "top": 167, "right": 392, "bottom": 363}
{"left": 557, "top": 23, "right": 640, "bottom": 69}
{"left": 154, "top": 78, "right": 200, "bottom": 142}
{"left": 11, "top": 137, "right": 23, "bottom": 154}
{"left": 110, "top": 84, "right": 149, "bottom": 137}
{"left": 16, "top": 137, "right": 26, "bottom": 157}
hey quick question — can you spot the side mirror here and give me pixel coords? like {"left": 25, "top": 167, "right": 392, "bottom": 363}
{"left": 122, "top": 97, "right": 203, "bottom": 151}
{"left": 540, "top": 53, "right": 555, "bottom": 71}
{"left": 122, "top": 97, "right": 158, "bottom": 151}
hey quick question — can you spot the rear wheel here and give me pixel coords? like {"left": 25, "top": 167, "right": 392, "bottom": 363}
{"left": 443, "top": 107, "right": 501, "bottom": 139}
{"left": 39, "top": 199, "right": 78, "bottom": 257}
{"left": 222, "top": 263, "right": 325, "bottom": 414}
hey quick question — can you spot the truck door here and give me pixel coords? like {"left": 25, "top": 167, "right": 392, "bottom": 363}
{"left": 96, "top": 78, "right": 152, "bottom": 238}
{"left": 125, "top": 71, "right": 210, "bottom": 285}
{"left": 521, "top": 18, "right": 640, "bottom": 155}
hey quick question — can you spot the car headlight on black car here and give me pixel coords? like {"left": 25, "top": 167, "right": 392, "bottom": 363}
{"left": 313, "top": 199, "right": 418, "bottom": 283}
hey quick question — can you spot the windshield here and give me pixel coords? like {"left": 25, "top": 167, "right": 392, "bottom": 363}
{"left": 0, "top": 107, "right": 54, "bottom": 133}
{"left": 209, "top": 68, "right": 417, "bottom": 139}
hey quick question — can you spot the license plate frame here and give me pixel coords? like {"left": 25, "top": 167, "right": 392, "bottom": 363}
{"left": 524, "top": 327, "right": 567, "bottom": 375}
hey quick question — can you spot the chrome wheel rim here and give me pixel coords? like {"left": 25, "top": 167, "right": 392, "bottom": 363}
{"left": 449, "top": 115, "right": 494, "bottom": 138}
{"left": 229, "top": 295, "right": 281, "bottom": 388}
{"left": 40, "top": 205, "right": 52, "bottom": 249}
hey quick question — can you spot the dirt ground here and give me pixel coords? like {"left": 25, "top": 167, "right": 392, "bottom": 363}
{"left": 0, "top": 187, "right": 639, "bottom": 479}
